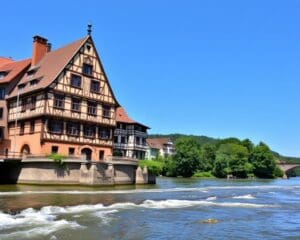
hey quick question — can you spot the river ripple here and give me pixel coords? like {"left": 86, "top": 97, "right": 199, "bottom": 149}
{"left": 0, "top": 177, "right": 299, "bottom": 240}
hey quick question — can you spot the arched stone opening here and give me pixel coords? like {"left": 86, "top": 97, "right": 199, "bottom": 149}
{"left": 81, "top": 148, "right": 92, "bottom": 161}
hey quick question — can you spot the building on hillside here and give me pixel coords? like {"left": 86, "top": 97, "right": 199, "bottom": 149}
{"left": 114, "top": 107, "right": 149, "bottom": 159}
{"left": 146, "top": 138, "right": 175, "bottom": 159}
{"left": 0, "top": 58, "right": 31, "bottom": 156}
{"left": 6, "top": 30, "right": 119, "bottom": 161}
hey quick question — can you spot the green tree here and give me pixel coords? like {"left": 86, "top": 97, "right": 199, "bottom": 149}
{"left": 241, "top": 138, "right": 254, "bottom": 153}
{"left": 250, "top": 142, "right": 277, "bottom": 178}
{"left": 172, "top": 137, "right": 201, "bottom": 177}
{"left": 200, "top": 143, "right": 216, "bottom": 171}
{"left": 213, "top": 143, "right": 250, "bottom": 178}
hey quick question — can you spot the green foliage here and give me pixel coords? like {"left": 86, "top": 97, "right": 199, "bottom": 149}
{"left": 161, "top": 156, "right": 177, "bottom": 177}
{"left": 200, "top": 144, "right": 216, "bottom": 171}
{"left": 250, "top": 142, "right": 277, "bottom": 178}
{"left": 148, "top": 134, "right": 293, "bottom": 179}
{"left": 47, "top": 153, "right": 66, "bottom": 166}
{"left": 138, "top": 160, "right": 163, "bottom": 176}
{"left": 172, "top": 137, "right": 201, "bottom": 177}
{"left": 213, "top": 158, "right": 229, "bottom": 178}
{"left": 214, "top": 143, "right": 250, "bottom": 178}
{"left": 274, "top": 166, "right": 284, "bottom": 178}
{"left": 148, "top": 133, "right": 218, "bottom": 146}
{"left": 192, "top": 171, "right": 215, "bottom": 178}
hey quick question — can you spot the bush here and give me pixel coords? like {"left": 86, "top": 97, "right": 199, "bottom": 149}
{"left": 139, "top": 160, "right": 163, "bottom": 176}
{"left": 47, "top": 153, "right": 66, "bottom": 166}
{"left": 192, "top": 171, "right": 214, "bottom": 178}
{"left": 274, "top": 166, "right": 284, "bottom": 178}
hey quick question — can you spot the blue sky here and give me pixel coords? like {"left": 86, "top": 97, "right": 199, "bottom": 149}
{"left": 1, "top": 1, "right": 300, "bottom": 156}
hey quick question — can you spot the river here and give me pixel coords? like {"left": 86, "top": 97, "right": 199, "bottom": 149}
{"left": 0, "top": 177, "right": 299, "bottom": 240}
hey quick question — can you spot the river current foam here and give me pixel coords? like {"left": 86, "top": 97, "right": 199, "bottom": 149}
{"left": 0, "top": 184, "right": 299, "bottom": 196}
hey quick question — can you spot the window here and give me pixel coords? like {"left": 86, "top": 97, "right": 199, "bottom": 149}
{"left": 83, "top": 63, "right": 93, "bottom": 76}
{"left": 67, "top": 122, "right": 80, "bottom": 136}
{"left": 0, "top": 71, "right": 8, "bottom": 79}
{"left": 70, "top": 74, "right": 82, "bottom": 88}
{"left": 121, "top": 136, "right": 126, "bottom": 144}
{"left": 54, "top": 94, "right": 64, "bottom": 109}
{"left": 99, "top": 150, "right": 104, "bottom": 160}
{"left": 21, "top": 98, "right": 27, "bottom": 112}
{"left": 102, "top": 105, "right": 110, "bottom": 118}
{"left": 69, "top": 148, "right": 75, "bottom": 156}
{"left": 18, "top": 84, "right": 26, "bottom": 90}
{"left": 90, "top": 80, "right": 100, "bottom": 93}
{"left": 71, "top": 98, "right": 81, "bottom": 112}
{"left": 0, "top": 108, "right": 3, "bottom": 119}
{"left": 83, "top": 125, "right": 95, "bottom": 138}
{"left": 114, "top": 136, "right": 118, "bottom": 143}
{"left": 51, "top": 146, "right": 58, "bottom": 153}
{"left": 30, "top": 120, "right": 35, "bottom": 133}
{"left": 20, "top": 122, "right": 25, "bottom": 135}
{"left": 30, "top": 96, "right": 36, "bottom": 110}
{"left": 136, "top": 136, "right": 140, "bottom": 145}
{"left": 0, "top": 88, "right": 5, "bottom": 99}
{"left": 87, "top": 101, "right": 97, "bottom": 116}
{"left": 48, "top": 120, "right": 63, "bottom": 134}
{"left": 30, "top": 79, "right": 38, "bottom": 86}
{"left": 98, "top": 127, "right": 110, "bottom": 139}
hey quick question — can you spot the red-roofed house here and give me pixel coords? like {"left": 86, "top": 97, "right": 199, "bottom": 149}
{"left": 114, "top": 107, "right": 149, "bottom": 159}
{"left": 6, "top": 33, "right": 118, "bottom": 161}
{"left": 0, "top": 58, "right": 31, "bottom": 155}
{"left": 146, "top": 138, "right": 175, "bottom": 159}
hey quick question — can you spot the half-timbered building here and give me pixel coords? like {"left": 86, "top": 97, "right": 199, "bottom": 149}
{"left": 114, "top": 107, "right": 149, "bottom": 159}
{"left": 0, "top": 58, "right": 31, "bottom": 156}
{"left": 7, "top": 31, "right": 118, "bottom": 161}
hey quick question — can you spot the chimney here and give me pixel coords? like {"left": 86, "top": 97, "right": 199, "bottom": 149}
{"left": 47, "top": 43, "right": 52, "bottom": 52}
{"left": 32, "top": 35, "right": 48, "bottom": 66}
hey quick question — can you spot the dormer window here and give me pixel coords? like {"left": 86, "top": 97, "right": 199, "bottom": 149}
{"left": 0, "top": 71, "right": 8, "bottom": 79}
{"left": 30, "top": 79, "right": 38, "bottom": 86}
{"left": 18, "top": 84, "right": 26, "bottom": 90}
{"left": 27, "top": 66, "right": 39, "bottom": 78}
{"left": 83, "top": 63, "right": 93, "bottom": 76}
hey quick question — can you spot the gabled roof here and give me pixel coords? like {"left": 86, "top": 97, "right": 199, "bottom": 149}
{"left": 146, "top": 138, "right": 173, "bottom": 149}
{"left": 116, "top": 107, "right": 149, "bottom": 129}
{"left": 0, "top": 59, "right": 31, "bottom": 84}
{"left": 0, "top": 57, "right": 14, "bottom": 67}
{"left": 9, "top": 36, "right": 89, "bottom": 97}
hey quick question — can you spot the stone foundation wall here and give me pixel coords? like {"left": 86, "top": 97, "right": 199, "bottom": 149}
{"left": 0, "top": 159, "right": 155, "bottom": 185}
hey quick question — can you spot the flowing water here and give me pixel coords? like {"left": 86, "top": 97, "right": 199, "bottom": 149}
{"left": 0, "top": 177, "right": 299, "bottom": 240}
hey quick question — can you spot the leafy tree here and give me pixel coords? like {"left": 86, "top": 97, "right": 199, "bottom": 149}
{"left": 214, "top": 143, "right": 250, "bottom": 178}
{"left": 200, "top": 143, "right": 216, "bottom": 171}
{"left": 241, "top": 138, "right": 254, "bottom": 153}
{"left": 172, "top": 137, "right": 201, "bottom": 177}
{"left": 250, "top": 142, "right": 277, "bottom": 178}
{"left": 213, "top": 158, "right": 229, "bottom": 178}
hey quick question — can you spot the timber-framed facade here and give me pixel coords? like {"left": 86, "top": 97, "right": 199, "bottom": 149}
{"left": 6, "top": 33, "right": 118, "bottom": 161}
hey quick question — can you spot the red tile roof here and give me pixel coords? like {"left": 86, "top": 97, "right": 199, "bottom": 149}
{"left": 116, "top": 107, "right": 149, "bottom": 129}
{"left": 146, "top": 138, "right": 172, "bottom": 149}
{"left": 0, "top": 57, "right": 14, "bottom": 67}
{"left": 0, "top": 59, "right": 31, "bottom": 84}
{"left": 9, "top": 36, "right": 88, "bottom": 97}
